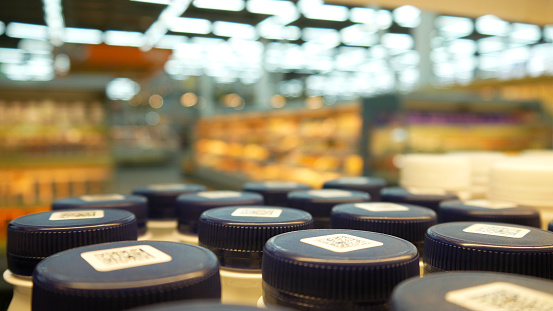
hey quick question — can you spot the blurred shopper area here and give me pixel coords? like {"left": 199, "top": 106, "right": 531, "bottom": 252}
{"left": 0, "top": 1, "right": 553, "bottom": 306}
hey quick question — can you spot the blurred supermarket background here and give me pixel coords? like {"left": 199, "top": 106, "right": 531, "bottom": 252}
{"left": 0, "top": 0, "right": 553, "bottom": 293}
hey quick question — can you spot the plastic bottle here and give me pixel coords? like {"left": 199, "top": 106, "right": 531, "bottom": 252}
{"left": 391, "top": 271, "right": 553, "bottom": 311}
{"left": 438, "top": 199, "right": 541, "bottom": 227}
{"left": 323, "top": 176, "right": 386, "bottom": 201}
{"left": 32, "top": 241, "right": 221, "bottom": 311}
{"left": 243, "top": 181, "right": 311, "bottom": 206}
{"left": 381, "top": 187, "right": 458, "bottom": 213}
{"left": 175, "top": 191, "right": 264, "bottom": 244}
{"left": 132, "top": 183, "right": 206, "bottom": 241}
{"left": 198, "top": 206, "right": 314, "bottom": 306}
{"left": 5, "top": 209, "right": 137, "bottom": 311}
{"left": 51, "top": 194, "right": 149, "bottom": 238}
{"left": 262, "top": 229, "right": 420, "bottom": 310}
{"left": 287, "top": 189, "right": 370, "bottom": 228}
{"left": 423, "top": 222, "right": 553, "bottom": 278}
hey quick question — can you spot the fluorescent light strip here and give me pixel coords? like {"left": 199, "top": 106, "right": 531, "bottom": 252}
{"left": 64, "top": 27, "right": 103, "bottom": 44}
{"left": 193, "top": 0, "right": 244, "bottom": 11}
{"left": 155, "top": 35, "right": 187, "bottom": 49}
{"left": 303, "top": 4, "right": 348, "bottom": 22}
{"left": 105, "top": 30, "right": 144, "bottom": 47}
{"left": 212, "top": 21, "right": 257, "bottom": 40}
{"left": 168, "top": 17, "right": 211, "bottom": 34}
{"left": 247, "top": 0, "right": 298, "bottom": 20}
{"left": 42, "top": 0, "right": 65, "bottom": 46}
{"left": 141, "top": 0, "right": 192, "bottom": 51}
{"left": 0, "top": 21, "right": 5, "bottom": 36}
{"left": 131, "top": 0, "right": 171, "bottom": 4}
{"left": 0, "top": 48, "right": 25, "bottom": 64}
{"left": 6, "top": 23, "right": 49, "bottom": 40}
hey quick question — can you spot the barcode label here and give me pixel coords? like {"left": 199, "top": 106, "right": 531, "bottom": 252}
{"left": 463, "top": 224, "right": 530, "bottom": 239}
{"left": 81, "top": 194, "right": 125, "bottom": 202}
{"left": 300, "top": 233, "right": 383, "bottom": 253}
{"left": 445, "top": 282, "right": 553, "bottom": 311}
{"left": 49, "top": 210, "right": 105, "bottom": 221}
{"left": 148, "top": 184, "right": 188, "bottom": 190}
{"left": 197, "top": 191, "right": 242, "bottom": 199}
{"left": 355, "top": 203, "right": 409, "bottom": 212}
{"left": 336, "top": 177, "right": 369, "bottom": 184}
{"left": 307, "top": 190, "right": 353, "bottom": 198}
{"left": 263, "top": 181, "right": 300, "bottom": 188}
{"left": 81, "top": 245, "right": 172, "bottom": 272}
{"left": 231, "top": 208, "right": 283, "bottom": 218}
{"left": 464, "top": 200, "right": 518, "bottom": 209}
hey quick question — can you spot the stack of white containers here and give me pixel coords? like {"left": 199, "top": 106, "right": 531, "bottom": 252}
{"left": 447, "top": 151, "right": 508, "bottom": 199}
{"left": 399, "top": 154, "right": 472, "bottom": 200}
{"left": 488, "top": 155, "right": 553, "bottom": 229}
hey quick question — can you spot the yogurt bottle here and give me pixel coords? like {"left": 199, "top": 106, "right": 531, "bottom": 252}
{"left": 175, "top": 191, "right": 264, "bottom": 244}
{"left": 262, "top": 229, "right": 420, "bottom": 310}
{"left": 381, "top": 187, "right": 458, "bottom": 213}
{"left": 198, "top": 206, "right": 313, "bottom": 306}
{"left": 243, "top": 181, "right": 311, "bottom": 206}
{"left": 391, "top": 271, "right": 553, "bottom": 311}
{"left": 330, "top": 202, "right": 437, "bottom": 256}
{"left": 133, "top": 183, "right": 206, "bottom": 241}
{"left": 439, "top": 199, "right": 541, "bottom": 227}
{"left": 32, "top": 241, "right": 221, "bottom": 311}
{"left": 5, "top": 209, "right": 137, "bottom": 311}
{"left": 52, "top": 194, "right": 149, "bottom": 238}
{"left": 287, "top": 189, "right": 370, "bottom": 228}
{"left": 423, "top": 222, "right": 553, "bottom": 278}
{"left": 323, "top": 176, "right": 386, "bottom": 202}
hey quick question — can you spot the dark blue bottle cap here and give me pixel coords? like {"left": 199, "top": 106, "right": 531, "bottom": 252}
{"left": 323, "top": 177, "right": 386, "bottom": 201}
{"left": 439, "top": 199, "right": 541, "bottom": 227}
{"left": 32, "top": 241, "right": 221, "bottom": 311}
{"left": 287, "top": 189, "right": 370, "bottom": 228}
{"left": 127, "top": 301, "right": 293, "bottom": 311}
{"left": 198, "top": 206, "right": 314, "bottom": 269}
{"left": 262, "top": 229, "right": 419, "bottom": 310}
{"left": 133, "top": 183, "right": 206, "bottom": 220}
{"left": 381, "top": 187, "right": 458, "bottom": 212}
{"left": 7, "top": 209, "right": 137, "bottom": 276}
{"left": 549, "top": 221, "right": 553, "bottom": 232}
{"left": 243, "top": 181, "right": 311, "bottom": 206}
{"left": 52, "top": 194, "right": 148, "bottom": 235}
{"left": 391, "top": 271, "right": 553, "bottom": 311}
{"left": 176, "top": 191, "right": 264, "bottom": 234}
{"left": 331, "top": 202, "right": 437, "bottom": 249}
{"left": 424, "top": 222, "right": 553, "bottom": 278}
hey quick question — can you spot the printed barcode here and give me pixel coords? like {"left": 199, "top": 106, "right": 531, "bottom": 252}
{"left": 301, "top": 233, "right": 383, "bottom": 253}
{"left": 81, "top": 245, "right": 172, "bottom": 272}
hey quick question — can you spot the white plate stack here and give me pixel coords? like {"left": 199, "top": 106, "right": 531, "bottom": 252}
{"left": 448, "top": 151, "right": 508, "bottom": 199}
{"left": 399, "top": 154, "right": 472, "bottom": 199}
{"left": 488, "top": 156, "right": 553, "bottom": 229}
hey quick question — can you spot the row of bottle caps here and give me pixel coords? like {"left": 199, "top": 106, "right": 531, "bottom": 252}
{"left": 6, "top": 177, "right": 553, "bottom": 310}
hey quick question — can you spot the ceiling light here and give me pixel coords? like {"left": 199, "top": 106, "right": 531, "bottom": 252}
{"left": 381, "top": 33, "right": 414, "bottom": 51}
{"left": 475, "top": 15, "right": 510, "bottom": 36}
{"left": 141, "top": 0, "right": 192, "bottom": 51}
{"left": 393, "top": 5, "right": 421, "bottom": 28}
{"left": 212, "top": 21, "right": 257, "bottom": 40}
{"left": 0, "top": 21, "right": 5, "bottom": 36}
{"left": 448, "top": 39, "right": 477, "bottom": 55}
{"left": 6, "top": 23, "right": 49, "bottom": 40}
{"left": 247, "top": 0, "right": 298, "bottom": 22}
{"left": 18, "top": 39, "right": 53, "bottom": 52}
{"left": 545, "top": 25, "right": 553, "bottom": 42}
{"left": 42, "top": 0, "right": 65, "bottom": 46}
{"left": 191, "top": 37, "right": 224, "bottom": 45}
{"left": 193, "top": 0, "right": 244, "bottom": 11}
{"left": 510, "top": 23, "right": 541, "bottom": 44}
{"left": 435, "top": 16, "right": 473, "bottom": 38}
{"left": 106, "top": 78, "right": 141, "bottom": 101}
{"left": 104, "top": 31, "right": 144, "bottom": 47}
{"left": 0, "top": 48, "right": 25, "bottom": 64}
{"left": 341, "top": 24, "right": 378, "bottom": 46}
{"left": 131, "top": 0, "right": 170, "bottom": 4}
{"left": 168, "top": 17, "right": 211, "bottom": 34}
{"left": 258, "top": 18, "right": 301, "bottom": 40}
{"left": 478, "top": 36, "right": 505, "bottom": 54}
{"left": 64, "top": 27, "right": 102, "bottom": 44}
{"left": 155, "top": 35, "right": 187, "bottom": 49}
{"left": 301, "top": 2, "right": 348, "bottom": 22}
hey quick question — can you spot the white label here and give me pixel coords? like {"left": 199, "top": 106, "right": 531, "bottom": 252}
{"left": 300, "top": 233, "right": 383, "bottom": 253}
{"left": 406, "top": 188, "right": 447, "bottom": 195}
{"left": 197, "top": 191, "right": 242, "bottom": 199}
{"left": 49, "top": 210, "right": 105, "bottom": 221}
{"left": 355, "top": 203, "right": 409, "bottom": 212}
{"left": 263, "top": 181, "right": 300, "bottom": 188}
{"left": 336, "top": 177, "right": 369, "bottom": 184}
{"left": 463, "top": 200, "right": 518, "bottom": 209}
{"left": 231, "top": 208, "right": 283, "bottom": 218}
{"left": 463, "top": 224, "right": 530, "bottom": 239}
{"left": 307, "top": 190, "right": 353, "bottom": 198}
{"left": 445, "top": 282, "right": 553, "bottom": 311}
{"left": 81, "top": 245, "right": 172, "bottom": 272}
{"left": 81, "top": 194, "right": 125, "bottom": 202}
{"left": 148, "top": 184, "right": 188, "bottom": 191}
